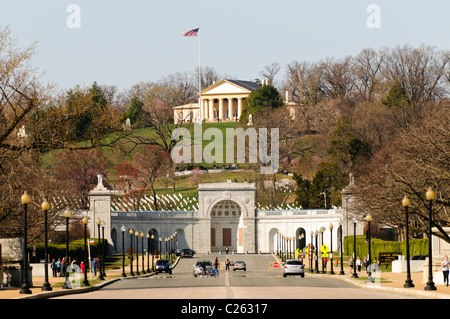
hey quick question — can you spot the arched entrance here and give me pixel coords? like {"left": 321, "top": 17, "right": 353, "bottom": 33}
{"left": 210, "top": 200, "right": 242, "bottom": 253}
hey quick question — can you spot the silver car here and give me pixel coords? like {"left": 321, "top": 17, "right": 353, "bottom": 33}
{"left": 282, "top": 259, "right": 304, "bottom": 277}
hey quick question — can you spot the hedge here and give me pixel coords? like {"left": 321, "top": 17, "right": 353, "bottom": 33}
{"left": 343, "top": 235, "right": 428, "bottom": 259}
{"left": 28, "top": 239, "right": 103, "bottom": 263}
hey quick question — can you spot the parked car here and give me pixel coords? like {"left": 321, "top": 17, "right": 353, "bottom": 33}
{"left": 233, "top": 261, "right": 246, "bottom": 271}
{"left": 176, "top": 249, "right": 181, "bottom": 256}
{"left": 193, "top": 259, "right": 213, "bottom": 275}
{"left": 181, "top": 248, "right": 195, "bottom": 258}
{"left": 155, "top": 259, "right": 172, "bottom": 274}
{"left": 282, "top": 259, "right": 304, "bottom": 277}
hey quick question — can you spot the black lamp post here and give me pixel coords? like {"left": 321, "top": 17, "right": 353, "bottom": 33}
{"left": 82, "top": 216, "right": 90, "bottom": 287}
{"left": 310, "top": 232, "right": 314, "bottom": 273}
{"left": 352, "top": 217, "right": 358, "bottom": 278}
{"left": 402, "top": 195, "right": 414, "bottom": 288}
{"left": 314, "top": 230, "right": 320, "bottom": 273}
{"left": 63, "top": 208, "right": 72, "bottom": 289}
{"left": 329, "top": 223, "right": 335, "bottom": 275}
{"left": 366, "top": 214, "right": 373, "bottom": 282}
{"left": 339, "top": 221, "right": 345, "bottom": 275}
{"left": 135, "top": 231, "right": 140, "bottom": 275}
{"left": 121, "top": 225, "right": 127, "bottom": 277}
{"left": 96, "top": 218, "right": 104, "bottom": 280}
{"left": 20, "top": 192, "right": 32, "bottom": 294}
{"left": 141, "top": 232, "right": 145, "bottom": 274}
{"left": 320, "top": 228, "right": 325, "bottom": 274}
{"left": 151, "top": 234, "right": 155, "bottom": 272}
{"left": 101, "top": 223, "right": 106, "bottom": 278}
{"left": 159, "top": 237, "right": 162, "bottom": 261}
{"left": 146, "top": 233, "right": 151, "bottom": 273}
{"left": 41, "top": 199, "right": 52, "bottom": 291}
{"left": 425, "top": 187, "right": 436, "bottom": 291}
{"left": 129, "top": 228, "right": 134, "bottom": 276}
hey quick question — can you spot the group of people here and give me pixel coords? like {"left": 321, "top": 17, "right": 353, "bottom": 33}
{"left": 50, "top": 257, "right": 102, "bottom": 278}
{"left": 348, "top": 256, "right": 380, "bottom": 275}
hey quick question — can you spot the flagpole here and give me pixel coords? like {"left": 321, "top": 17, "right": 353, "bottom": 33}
{"left": 198, "top": 25, "right": 202, "bottom": 123}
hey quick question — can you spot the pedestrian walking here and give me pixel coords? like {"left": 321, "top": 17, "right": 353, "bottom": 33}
{"left": 91, "top": 258, "right": 98, "bottom": 276}
{"left": 214, "top": 257, "right": 219, "bottom": 269}
{"left": 356, "top": 257, "right": 362, "bottom": 274}
{"left": 349, "top": 256, "right": 354, "bottom": 274}
{"left": 442, "top": 255, "right": 449, "bottom": 287}
{"left": 226, "top": 258, "right": 230, "bottom": 271}
{"left": 51, "top": 258, "right": 57, "bottom": 277}
{"left": 56, "top": 258, "right": 61, "bottom": 277}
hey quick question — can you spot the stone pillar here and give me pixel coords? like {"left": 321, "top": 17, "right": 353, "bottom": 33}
{"left": 209, "top": 99, "right": 214, "bottom": 122}
{"left": 228, "top": 98, "right": 233, "bottom": 121}
{"left": 203, "top": 100, "right": 208, "bottom": 121}
{"left": 238, "top": 98, "right": 243, "bottom": 120}
{"left": 89, "top": 175, "right": 112, "bottom": 245}
{"left": 219, "top": 98, "right": 224, "bottom": 121}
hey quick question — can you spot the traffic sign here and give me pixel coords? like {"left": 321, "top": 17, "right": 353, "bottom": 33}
{"left": 273, "top": 262, "right": 279, "bottom": 269}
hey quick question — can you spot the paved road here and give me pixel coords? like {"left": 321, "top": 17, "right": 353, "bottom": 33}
{"left": 54, "top": 254, "right": 416, "bottom": 300}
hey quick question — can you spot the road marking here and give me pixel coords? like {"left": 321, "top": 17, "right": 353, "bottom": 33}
{"left": 224, "top": 271, "right": 234, "bottom": 299}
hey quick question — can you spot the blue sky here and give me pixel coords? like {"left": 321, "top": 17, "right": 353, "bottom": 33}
{"left": 0, "top": 0, "right": 448, "bottom": 92}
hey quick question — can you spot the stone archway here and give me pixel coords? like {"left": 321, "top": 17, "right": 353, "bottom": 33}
{"left": 210, "top": 199, "right": 242, "bottom": 253}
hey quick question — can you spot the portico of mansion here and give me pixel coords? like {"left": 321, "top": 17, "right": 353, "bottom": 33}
{"left": 173, "top": 79, "right": 261, "bottom": 123}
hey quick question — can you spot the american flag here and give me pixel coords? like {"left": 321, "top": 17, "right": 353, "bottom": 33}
{"left": 182, "top": 28, "right": 199, "bottom": 37}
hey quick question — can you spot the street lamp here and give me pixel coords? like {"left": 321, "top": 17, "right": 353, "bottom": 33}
{"left": 314, "top": 230, "right": 320, "bottom": 273}
{"left": 101, "top": 222, "right": 106, "bottom": 278}
{"left": 82, "top": 216, "right": 90, "bottom": 286}
{"left": 121, "top": 226, "right": 127, "bottom": 277}
{"left": 141, "top": 232, "right": 145, "bottom": 274}
{"left": 402, "top": 195, "right": 414, "bottom": 288}
{"left": 425, "top": 187, "right": 436, "bottom": 291}
{"left": 320, "top": 227, "right": 325, "bottom": 273}
{"left": 96, "top": 218, "right": 104, "bottom": 280}
{"left": 352, "top": 217, "right": 358, "bottom": 278}
{"left": 135, "top": 230, "right": 140, "bottom": 275}
{"left": 41, "top": 199, "right": 52, "bottom": 291}
{"left": 62, "top": 208, "right": 72, "bottom": 289}
{"left": 329, "top": 223, "right": 334, "bottom": 275}
{"left": 20, "top": 192, "right": 32, "bottom": 294}
{"left": 310, "top": 231, "right": 314, "bottom": 273}
{"left": 365, "top": 214, "right": 373, "bottom": 282}
{"left": 151, "top": 234, "right": 155, "bottom": 271}
{"left": 159, "top": 237, "right": 162, "bottom": 261}
{"left": 129, "top": 228, "right": 134, "bottom": 276}
{"left": 146, "top": 233, "right": 151, "bottom": 273}
{"left": 339, "top": 220, "right": 345, "bottom": 275}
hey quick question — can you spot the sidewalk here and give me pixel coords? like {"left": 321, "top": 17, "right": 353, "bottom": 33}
{"left": 0, "top": 255, "right": 167, "bottom": 300}
{"left": 302, "top": 261, "right": 450, "bottom": 299}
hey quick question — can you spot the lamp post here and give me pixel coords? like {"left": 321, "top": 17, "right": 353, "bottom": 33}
{"left": 121, "top": 225, "right": 127, "bottom": 277}
{"left": 101, "top": 222, "right": 106, "bottom": 278}
{"left": 310, "top": 231, "right": 314, "bottom": 273}
{"left": 314, "top": 230, "right": 320, "bottom": 273}
{"left": 63, "top": 208, "right": 72, "bottom": 289}
{"left": 20, "top": 192, "right": 32, "bottom": 294}
{"left": 41, "top": 199, "right": 52, "bottom": 291}
{"left": 129, "top": 228, "right": 134, "bottom": 276}
{"left": 402, "top": 195, "right": 414, "bottom": 288}
{"left": 352, "top": 217, "right": 358, "bottom": 278}
{"left": 135, "top": 230, "right": 140, "bottom": 275}
{"left": 159, "top": 237, "right": 162, "bottom": 261}
{"left": 151, "top": 234, "right": 155, "bottom": 271}
{"left": 339, "top": 220, "right": 345, "bottom": 275}
{"left": 329, "top": 223, "right": 334, "bottom": 275}
{"left": 320, "top": 228, "right": 325, "bottom": 273}
{"left": 365, "top": 214, "right": 373, "bottom": 282}
{"left": 96, "top": 218, "right": 104, "bottom": 280}
{"left": 82, "top": 216, "right": 90, "bottom": 286}
{"left": 141, "top": 232, "right": 145, "bottom": 274}
{"left": 425, "top": 187, "right": 436, "bottom": 291}
{"left": 146, "top": 233, "right": 151, "bottom": 273}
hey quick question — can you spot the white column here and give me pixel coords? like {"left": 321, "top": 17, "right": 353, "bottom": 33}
{"left": 209, "top": 99, "right": 214, "bottom": 122}
{"left": 238, "top": 98, "right": 243, "bottom": 120}
{"left": 228, "top": 98, "right": 233, "bottom": 121}
{"left": 203, "top": 100, "right": 208, "bottom": 121}
{"left": 219, "top": 98, "right": 224, "bottom": 121}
